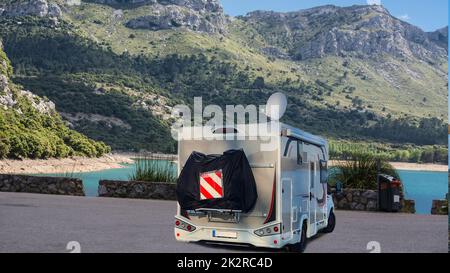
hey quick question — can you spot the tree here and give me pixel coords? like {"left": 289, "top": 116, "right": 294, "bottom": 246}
{"left": 252, "top": 76, "right": 265, "bottom": 89}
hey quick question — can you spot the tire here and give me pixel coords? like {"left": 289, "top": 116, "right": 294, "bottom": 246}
{"left": 287, "top": 221, "right": 308, "bottom": 253}
{"left": 322, "top": 210, "right": 336, "bottom": 233}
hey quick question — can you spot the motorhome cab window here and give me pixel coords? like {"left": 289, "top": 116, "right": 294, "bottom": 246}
{"left": 288, "top": 140, "right": 298, "bottom": 160}
{"left": 283, "top": 139, "right": 303, "bottom": 165}
{"left": 283, "top": 139, "right": 294, "bottom": 158}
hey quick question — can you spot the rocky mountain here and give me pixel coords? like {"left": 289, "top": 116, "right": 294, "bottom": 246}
{"left": 87, "top": 0, "right": 227, "bottom": 33}
{"left": 0, "top": 1, "right": 447, "bottom": 156}
{"left": 86, "top": 0, "right": 153, "bottom": 5}
{"left": 87, "top": 0, "right": 221, "bottom": 11}
{"left": 428, "top": 26, "right": 448, "bottom": 50}
{"left": 0, "top": 0, "right": 62, "bottom": 18}
{"left": 241, "top": 5, "right": 447, "bottom": 63}
{"left": 0, "top": 0, "right": 227, "bottom": 33}
{"left": 0, "top": 40, "right": 14, "bottom": 107}
{"left": 126, "top": 1, "right": 226, "bottom": 33}
{"left": 0, "top": 39, "right": 110, "bottom": 159}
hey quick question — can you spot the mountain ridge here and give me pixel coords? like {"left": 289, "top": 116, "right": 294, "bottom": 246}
{"left": 240, "top": 4, "right": 447, "bottom": 63}
{"left": 0, "top": 0, "right": 447, "bottom": 156}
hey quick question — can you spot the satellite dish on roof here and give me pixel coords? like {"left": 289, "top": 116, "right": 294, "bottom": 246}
{"left": 265, "top": 92, "right": 287, "bottom": 121}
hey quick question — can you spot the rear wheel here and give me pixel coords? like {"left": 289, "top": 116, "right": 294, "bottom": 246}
{"left": 322, "top": 210, "right": 336, "bottom": 233}
{"left": 287, "top": 221, "right": 307, "bottom": 253}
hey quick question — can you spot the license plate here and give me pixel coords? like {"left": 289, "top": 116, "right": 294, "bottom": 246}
{"left": 212, "top": 230, "right": 238, "bottom": 239}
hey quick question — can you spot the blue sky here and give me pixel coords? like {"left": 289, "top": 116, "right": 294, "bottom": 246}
{"left": 220, "top": 0, "right": 448, "bottom": 31}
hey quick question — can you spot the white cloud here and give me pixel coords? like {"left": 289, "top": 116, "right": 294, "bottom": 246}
{"left": 367, "top": 0, "right": 382, "bottom": 5}
{"left": 398, "top": 14, "right": 411, "bottom": 21}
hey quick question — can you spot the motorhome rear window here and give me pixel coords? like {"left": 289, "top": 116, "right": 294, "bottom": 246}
{"left": 213, "top": 128, "right": 238, "bottom": 134}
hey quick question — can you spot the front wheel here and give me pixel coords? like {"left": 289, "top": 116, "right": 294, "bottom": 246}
{"left": 322, "top": 210, "right": 336, "bottom": 233}
{"left": 286, "top": 221, "right": 308, "bottom": 253}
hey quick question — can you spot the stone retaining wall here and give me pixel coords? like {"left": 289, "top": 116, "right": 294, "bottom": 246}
{"left": 332, "top": 189, "right": 378, "bottom": 211}
{"left": 98, "top": 180, "right": 177, "bottom": 200}
{"left": 401, "top": 200, "right": 416, "bottom": 214}
{"left": 0, "top": 174, "right": 84, "bottom": 196}
{"left": 431, "top": 199, "right": 448, "bottom": 215}
{"left": 332, "top": 188, "right": 416, "bottom": 213}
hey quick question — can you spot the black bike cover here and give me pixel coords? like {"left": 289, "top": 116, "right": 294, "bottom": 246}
{"left": 176, "top": 149, "right": 257, "bottom": 213}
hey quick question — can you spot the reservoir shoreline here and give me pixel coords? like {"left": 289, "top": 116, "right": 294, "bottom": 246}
{"left": 330, "top": 161, "right": 448, "bottom": 172}
{"left": 0, "top": 154, "right": 134, "bottom": 175}
{"left": 0, "top": 154, "right": 447, "bottom": 174}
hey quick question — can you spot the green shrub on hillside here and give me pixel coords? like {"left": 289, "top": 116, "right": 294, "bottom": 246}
{"left": 0, "top": 48, "right": 13, "bottom": 77}
{"left": 0, "top": 102, "right": 111, "bottom": 159}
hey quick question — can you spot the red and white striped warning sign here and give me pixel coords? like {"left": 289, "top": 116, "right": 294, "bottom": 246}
{"left": 199, "top": 170, "right": 223, "bottom": 200}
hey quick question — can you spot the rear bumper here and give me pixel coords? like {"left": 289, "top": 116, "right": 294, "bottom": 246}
{"left": 174, "top": 224, "right": 287, "bottom": 249}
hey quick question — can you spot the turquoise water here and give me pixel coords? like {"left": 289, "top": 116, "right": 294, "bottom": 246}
{"left": 397, "top": 170, "right": 448, "bottom": 215}
{"left": 34, "top": 163, "right": 138, "bottom": 197}
{"left": 35, "top": 163, "right": 447, "bottom": 215}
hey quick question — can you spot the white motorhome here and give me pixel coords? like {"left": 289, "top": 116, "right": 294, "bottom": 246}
{"left": 174, "top": 123, "right": 335, "bottom": 252}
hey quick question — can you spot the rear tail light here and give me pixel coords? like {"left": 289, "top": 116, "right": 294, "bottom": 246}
{"left": 174, "top": 218, "right": 196, "bottom": 232}
{"left": 254, "top": 223, "right": 281, "bottom": 237}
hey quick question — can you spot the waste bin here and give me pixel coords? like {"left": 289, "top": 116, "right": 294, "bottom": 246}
{"left": 378, "top": 174, "right": 402, "bottom": 212}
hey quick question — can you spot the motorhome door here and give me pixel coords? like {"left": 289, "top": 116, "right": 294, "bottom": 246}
{"left": 308, "top": 161, "right": 318, "bottom": 236}
{"left": 315, "top": 160, "right": 328, "bottom": 224}
{"left": 281, "top": 178, "right": 293, "bottom": 241}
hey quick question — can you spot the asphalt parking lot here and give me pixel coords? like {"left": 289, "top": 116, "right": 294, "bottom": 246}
{"left": 0, "top": 192, "right": 447, "bottom": 253}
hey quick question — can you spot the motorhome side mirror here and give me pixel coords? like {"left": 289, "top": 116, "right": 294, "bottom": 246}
{"left": 320, "top": 160, "right": 328, "bottom": 184}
